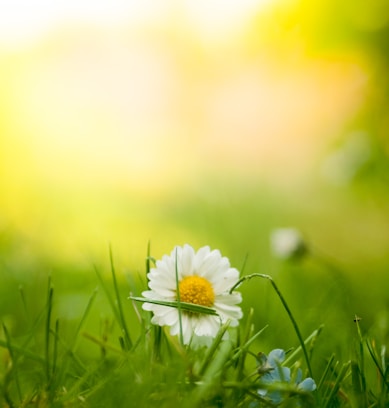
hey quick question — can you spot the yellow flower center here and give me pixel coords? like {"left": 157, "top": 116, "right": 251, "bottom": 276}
{"left": 178, "top": 275, "right": 215, "bottom": 307}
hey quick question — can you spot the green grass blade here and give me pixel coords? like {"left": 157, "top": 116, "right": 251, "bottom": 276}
{"left": 174, "top": 247, "right": 184, "bottom": 346}
{"left": 109, "top": 245, "right": 132, "bottom": 350}
{"left": 322, "top": 361, "right": 351, "bottom": 408}
{"left": 230, "top": 273, "right": 313, "bottom": 378}
{"left": 95, "top": 266, "right": 121, "bottom": 323}
{"left": 82, "top": 332, "right": 126, "bottom": 355}
{"left": 230, "top": 324, "right": 268, "bottom": 364}
{"left": 233, "top": 307, "right": 255, "bottom": 379}
{"left": 145, "top": 240, "right": 155, "bottom": 276}
{"left": 45, "top": 279, "right": 54, "bottom": 385}
{"left": 283, "top": 325, "right": 323, "bottom": 367}
{"left": 46, "top": 318, "right": 60, "bottom": 401}
{"left": 18, "top": 285, "right": 29, "bottom": 323}
{"left": 0, "top": 339, "right": 45, "bottom": 363}
{"left": 354, "top": 317, "right": 368, "bottom": 408}
{"left": 129, "top": 296, "right": 219, "bottom": 316}
{"left": 317, "top": 354, "right": 335, "bottom": 391}
{"left": 52, "top": 318, "right": 59, "bottom": 378}
{"left": 366, "top": 338, "right": 389, "bottom": 389}
{"left": 196, "top": 320, "right": 231, "bottom": 377}
{"left": 95, "top": 263, "right": 131, "bottom": 351}
{"left": 49, "top": 328, "right": 87, "bottom": 372}
{"left": 193, "top": 338, "right": 234, "bottom": 404}
{"left": 2, "top": 322, "right": 22, "bottom": 404}
{"left": 71, "top": 288, "right": 98, "bottom": 351}
{"left": 351, "top": 360, "right": 364, "bottom": 407}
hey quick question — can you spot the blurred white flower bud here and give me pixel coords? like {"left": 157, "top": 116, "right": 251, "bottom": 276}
{"left": 321, "top": 131, "right": 371, "bottom": 186}
{"left": 270, "top": 228, "right": 307, "bottom": 260}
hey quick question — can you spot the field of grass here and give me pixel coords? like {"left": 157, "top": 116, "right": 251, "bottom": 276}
{"left": 1, "top": 177, "right": 388, "bottom": 407}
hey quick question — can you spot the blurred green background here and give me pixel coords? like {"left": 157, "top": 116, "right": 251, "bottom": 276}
{"left": 1, "top": 0, "right": 389, "bottom": 370}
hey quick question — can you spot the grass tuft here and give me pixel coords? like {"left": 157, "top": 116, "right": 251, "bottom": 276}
{"left": 0, "top": 242, "right": 388, "bottom": 407}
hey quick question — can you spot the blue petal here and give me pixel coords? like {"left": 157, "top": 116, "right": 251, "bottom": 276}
{"left": 298, "top": 377, "right": 317, "bottom": 392}
{"left": 267, "top": 349, "right": 285, "bottom": 366}
{"left": 295, "top": 368, "right": 302, "bottom": 383}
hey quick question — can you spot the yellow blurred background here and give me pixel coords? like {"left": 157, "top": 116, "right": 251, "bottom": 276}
{"left": 0, "top": 0, "right": 386, "bottom": 266}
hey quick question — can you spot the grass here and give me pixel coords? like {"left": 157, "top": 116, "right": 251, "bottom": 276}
{"left": 0, "top": 180, "right": 388, "bottom": 407}
{"left": 0, "top": 237, "right": 388, "bottom": 408}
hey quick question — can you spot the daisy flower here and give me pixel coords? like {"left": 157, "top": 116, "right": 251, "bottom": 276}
{"left": 142, "top": 244, "right": 243, "bottom": 346}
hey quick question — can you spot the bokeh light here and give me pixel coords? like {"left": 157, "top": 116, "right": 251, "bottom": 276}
{"left": 0, "top": 0, "right": 388, "bottom": 266}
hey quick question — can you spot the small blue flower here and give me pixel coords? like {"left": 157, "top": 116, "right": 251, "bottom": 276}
{"left": 298, "top": 377, "right": 316, "bottom": 392}
{"left": 256, "top": 348, "right": 316, "bottom": 405}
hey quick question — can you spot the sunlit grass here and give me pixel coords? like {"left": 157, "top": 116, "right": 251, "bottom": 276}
{"left": 1, "top": 233, "right": 388, "bottom": 407}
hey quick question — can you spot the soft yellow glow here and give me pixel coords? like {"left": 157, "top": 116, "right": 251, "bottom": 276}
{"left": 0, "top": 1, "right": 169, "bottom": 48}
{"left": 0, "top": 0, "right": 273, "bottom": 49}
{"left": 182, "top": 0, "right": 274, "bottom": 42}
{"left": 0, "top": 0, "right": 370, "bottom": 262}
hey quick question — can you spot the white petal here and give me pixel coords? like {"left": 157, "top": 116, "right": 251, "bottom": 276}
{"left": 214, "top": 303, "right": 243, "bottom": 321}
{"left": 148, "top": 281, "right": 175, "bottom": 297}
{"left": 141, "top": 290, "right": 158, "bottom": 299}
{"left": 151, "top": 305, "right": 177, "bottom": 326}
{"left": 180, "top": 244, "right": 195, "bottom": 277}
{"left": 215, "top": 292, "right": 242, "bottom": 305}
{"left": 148, "top": 304, "right": 173, "bottom": 317}
{"left": 148, "top": 264, "right": 176, "bottom": 285}
{"left": 211, "top": 268, "right": 240, "bottom": 293}
{"left": 196, "top": 249, "right": 222, "bottom": 278}
{"left": 170, "top": 314, "right": 193, "bottom": 344}
{"left": 193, "top": 246, "right": 213, "bottom": 275}
{"left": 194, "top": 246, "right": 211, "bottom": 266}
{"left": 160, "top": 308, "right": 179, "bottom": 326}
{"left": 194, "top": 315, "right": 220, "bottom": 337}
{"left": 141, "top": 302, "right": 154, "bottom": 311}
{"left": 159, "top": 254, "right": 175, "bottom": 275}
{"left": 169, "top": 321, "right": 180, "bottom": 336}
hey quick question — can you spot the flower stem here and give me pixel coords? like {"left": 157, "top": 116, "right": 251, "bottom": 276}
{"left": 230, "top": 273, "right": 313, "bottom": 378}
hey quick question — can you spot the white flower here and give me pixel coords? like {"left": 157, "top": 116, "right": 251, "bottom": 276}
{"left": 270, "top": 228, "right": 307, "bottom": 260}
{"left": 142, "top": 244, "right": 243, "bottom": 345}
